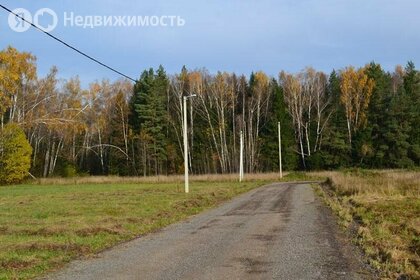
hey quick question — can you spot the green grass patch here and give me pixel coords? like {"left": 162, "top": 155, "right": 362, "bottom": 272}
{"left": 0, "top": 180, "right": 266, "bottom": 279}
{"left": 278, "top": 171, "right": 324, "bottom": 182}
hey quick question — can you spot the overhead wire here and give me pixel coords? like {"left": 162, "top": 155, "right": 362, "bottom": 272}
{"left": 0, "top": 4, "right": 138, "bottom": 82}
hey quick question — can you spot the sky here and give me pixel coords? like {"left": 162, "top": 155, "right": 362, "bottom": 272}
{"left": 1, "top": 0, "right": 419, "bottom": 87}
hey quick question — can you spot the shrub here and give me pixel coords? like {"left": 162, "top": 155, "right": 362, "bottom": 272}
{"left": 0, "top": 123, "right": 32, "bottom": 184}
{"left": 61, "top": 163, "right": 78, "bottom": 178}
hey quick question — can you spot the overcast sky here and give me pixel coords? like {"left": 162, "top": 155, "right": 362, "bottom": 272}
{"left": 1, "top": 0, "right": 419, "bottom": 86}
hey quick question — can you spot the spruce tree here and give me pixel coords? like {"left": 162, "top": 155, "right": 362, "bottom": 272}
{"left": 132, "top": 66, "right": 169, "bottom": 175}
{"left": 404, "top": 62, "right": 420, "bottom": 165}
{"left": 260, "top": 79, "right": 298, "bottom": 171}
{"left": 320, "top": 70, "right": 351, "bottom": 169}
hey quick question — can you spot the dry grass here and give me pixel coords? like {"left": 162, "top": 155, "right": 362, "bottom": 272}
{"left": 33, "top": 172, "right": 288, "bottom": 185}
{"left": 312, "top": 170, "right": 419, "bottom": 196}
{"left": 313, "top": 170, "right": 420, "bottom": 279}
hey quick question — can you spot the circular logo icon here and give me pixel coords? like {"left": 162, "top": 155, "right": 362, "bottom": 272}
{"left": 8, "top": 8, "right": 32, "bottom": 32}
{"left": 34, "top": 8, "right": 58, "bottom": 32}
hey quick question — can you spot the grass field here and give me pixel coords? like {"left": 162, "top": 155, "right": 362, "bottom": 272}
{"left": 0, "top": 179, "right": 274, "bottom": 280}
{"left": 313, "top": 170, "right": 420, "bottom": 279}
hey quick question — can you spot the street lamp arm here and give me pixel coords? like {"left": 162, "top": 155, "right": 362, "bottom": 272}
{"left": 184, "top": 94, "right": 197, "bottom": 99}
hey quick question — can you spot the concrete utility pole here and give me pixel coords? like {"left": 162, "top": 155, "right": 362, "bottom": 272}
{"left": 239, "top": 130, "right": 244, "bottom": 182}
{"left": 278, "top": 121, "right": 283, "bottom": 178}
{"left": 183, "top": 95, "right": 196, "bottom": 193}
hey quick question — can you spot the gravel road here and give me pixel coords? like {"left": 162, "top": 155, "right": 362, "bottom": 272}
{"left": 46, "top": 182, "right": 373, "bottom": 280}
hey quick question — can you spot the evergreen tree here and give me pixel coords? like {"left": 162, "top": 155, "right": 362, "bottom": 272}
{"left": 356, "top": 62, "right": 391, "bottom": 167}
{"left": 132, "top": 66, "right": 169, "bottom": 175}
{"left": 404, "top": 62, "right": 420, "bottom": 165}
{"left": 260, "top": 79, "right": 298, "bottom": 171}
{"left": 379, "top": 94, "right": 413, "bottom": 167}
{"left": 319, "top": 70, "right": 351, "bottom": 169}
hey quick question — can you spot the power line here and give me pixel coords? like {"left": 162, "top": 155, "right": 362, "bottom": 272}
{"left": 0, "top": 4, "right": 138, "bottom": 83}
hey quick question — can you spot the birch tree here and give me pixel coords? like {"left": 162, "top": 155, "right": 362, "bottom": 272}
{"left": 340, "top": 67, "right": 375, "bottom": 145}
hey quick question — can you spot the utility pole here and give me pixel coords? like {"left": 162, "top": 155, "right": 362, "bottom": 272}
{"left": 183, "top": 94, "right": 196, "bottom": 193}
{"left": 278, "top": 121, "right": 283, "bottom": 178}
{"left": 239, "top": 130, "right": 244, "bottom": 182}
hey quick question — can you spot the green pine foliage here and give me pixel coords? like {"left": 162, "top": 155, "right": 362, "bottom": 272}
{"left": 132, "top": 66, "right": 169, "bottom": 175}
{"left": 260, "top": 79, "right": 298, "bottom": 170}
{"left": 404, "top": 62, "right": 420, "bottom": 165}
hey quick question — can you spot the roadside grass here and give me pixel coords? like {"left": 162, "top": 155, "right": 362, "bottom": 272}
{"left": 312, "top": 170, "right": 420, "bottom": 279}
{"left": 278, "top": 171, "right": 324, "bottom": 182}
{"left": 32, "top": 172, "right": 287, "bottom": 186}
{"left": 0, "top": 180, "right": 271, "bottom": 280}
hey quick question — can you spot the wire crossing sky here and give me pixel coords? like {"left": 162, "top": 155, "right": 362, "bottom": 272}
{"left": 0, "top": 4, "right": 138, "bottom": 82}
{"left": 1, "top": 0, "right": 419, "bottom": 86}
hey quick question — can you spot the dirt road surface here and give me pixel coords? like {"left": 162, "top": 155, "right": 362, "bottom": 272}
{"left": 46, "top": 183, "right": 373, "bottom": 280}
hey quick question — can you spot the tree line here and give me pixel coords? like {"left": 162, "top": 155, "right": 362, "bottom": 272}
{"left": 0, "top": 46, "right": 418, "bottom": 182}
